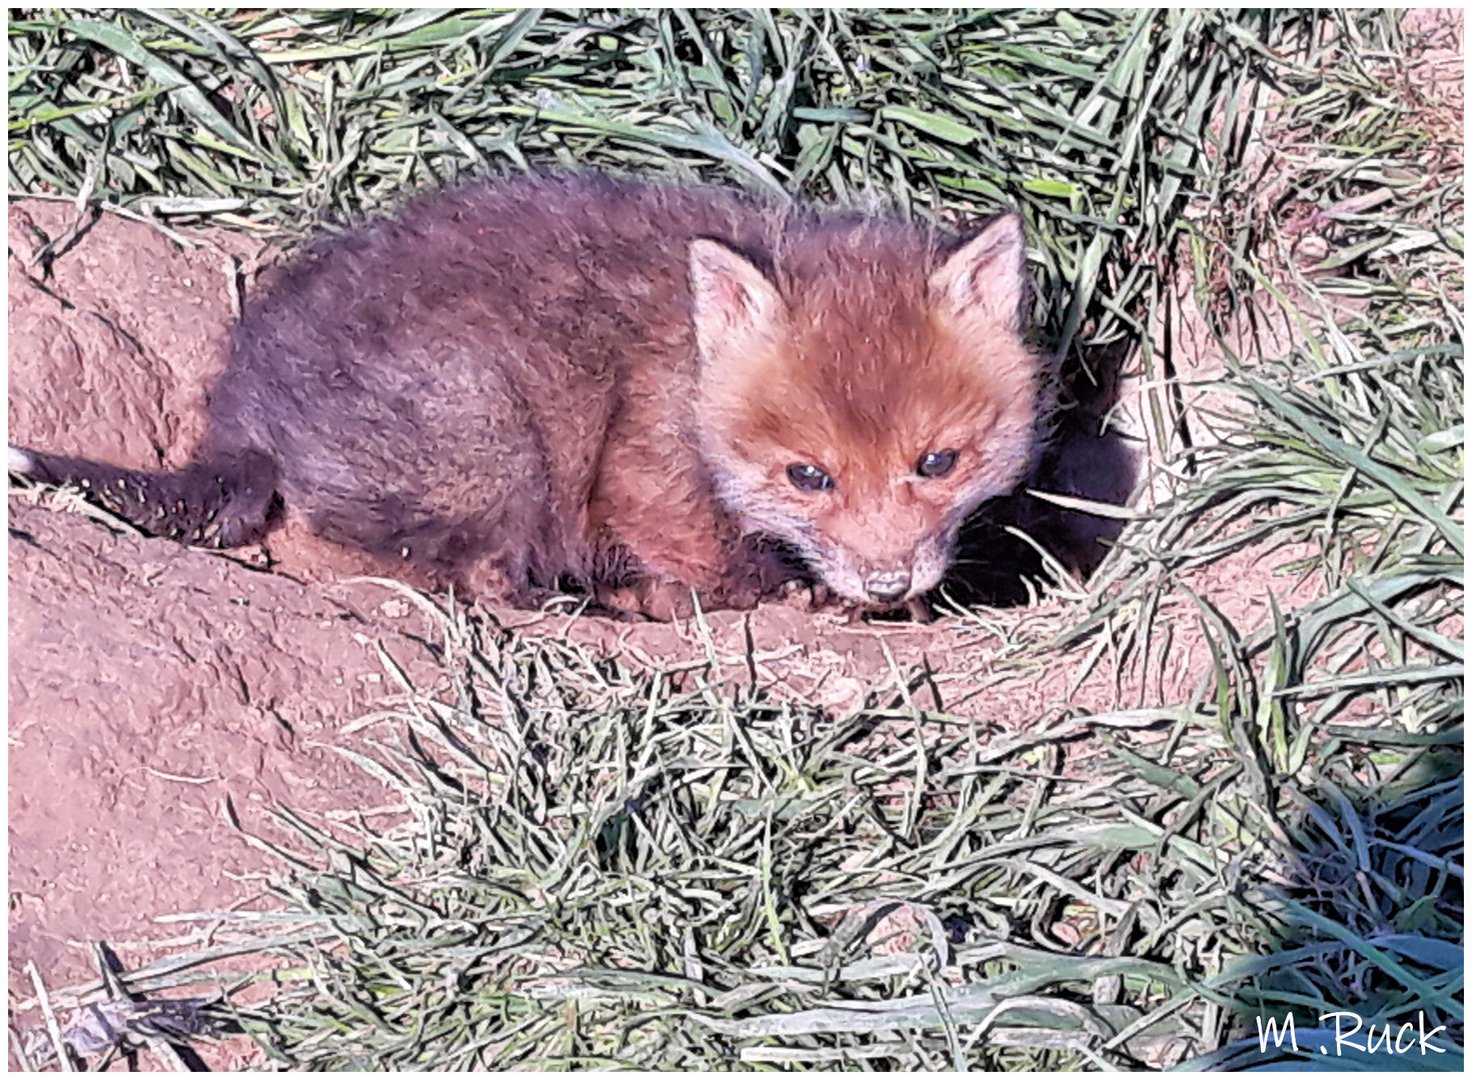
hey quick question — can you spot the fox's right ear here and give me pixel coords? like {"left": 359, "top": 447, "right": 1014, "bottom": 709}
{"left": 929, "top": 213, "right": 1029, "bottom": 334}
{"left": 687, "top": 240, "right": 788, "bottom": 363}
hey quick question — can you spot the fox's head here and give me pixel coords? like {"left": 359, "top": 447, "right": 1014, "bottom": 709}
{"left": 689, "top": 213, "right": 1045, "bottom": 607}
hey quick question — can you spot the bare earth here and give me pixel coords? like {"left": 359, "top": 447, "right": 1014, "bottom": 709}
{"left": 5, "top": 200, "right": 1317, "bottom": 1062}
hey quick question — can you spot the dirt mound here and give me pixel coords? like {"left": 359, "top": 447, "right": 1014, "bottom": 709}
{"left": 6, "top": 203, "right": 433, "bottom": 991}
{"left": 8, "top": 493, "right": 433, "bottom": 987}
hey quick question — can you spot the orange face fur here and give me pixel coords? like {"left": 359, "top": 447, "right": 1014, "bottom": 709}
{"left": 689, "top": 215, "right": 1043, "bottom": 605}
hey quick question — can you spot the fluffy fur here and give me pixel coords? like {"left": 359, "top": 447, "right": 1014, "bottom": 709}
{"left": 11, "top": 174, "right": 1047, "bottom": 617}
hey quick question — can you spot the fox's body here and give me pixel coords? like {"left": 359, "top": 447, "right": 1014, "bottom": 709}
{"left": 12, "top": 175, "right": 1046, "bottom": 617}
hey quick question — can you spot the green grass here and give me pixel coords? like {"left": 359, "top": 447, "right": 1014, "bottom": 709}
{"left": 7, "top": 7, "right": 1462, "bottom": 1071}
{"left": 9, "top": 8, "right": 1324, "bottom": 384}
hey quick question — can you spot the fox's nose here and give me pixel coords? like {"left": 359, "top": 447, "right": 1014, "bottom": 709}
{"left": 865, "top": 570, "right": 912, "bottom": 602}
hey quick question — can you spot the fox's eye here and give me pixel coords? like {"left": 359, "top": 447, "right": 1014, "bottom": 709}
{"left": 786, "top": 463, "right": 834, "bottom": 492}
{"left": 916, "top": 449, "right": 958, "bottom": 478}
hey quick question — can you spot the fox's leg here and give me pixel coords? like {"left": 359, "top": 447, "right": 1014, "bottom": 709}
{"left": 588, "top": 499, "right": 737, "bottom": 620}
{"left": 586, "top": 439, "right": 752, "bottom": 619}
{"left": 577, "top": 517, "right": 827, "bottom": 618}
{"left": 458, "top": 557, "right": 568, "bottom": 612}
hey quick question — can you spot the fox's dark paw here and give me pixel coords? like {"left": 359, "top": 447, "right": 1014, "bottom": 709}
{"left": 714, "top": 551, "right": 803, "bottom": 611}
{"left": 737, "top": 543, "right": 807, "bottom": 594}
{"left": 717, "top": 580, "right": 764, "bottom": 612}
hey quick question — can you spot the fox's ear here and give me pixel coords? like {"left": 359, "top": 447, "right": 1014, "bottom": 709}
{"left": 929, "top": 213, "right": 1028, "bottom": 333}
{"left": 688, "top": 239, "right": 787, "bottom": 363}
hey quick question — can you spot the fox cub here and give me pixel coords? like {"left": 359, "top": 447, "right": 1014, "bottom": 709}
{"left": 11, "top": 175, "right": 1046, "bottom": 619}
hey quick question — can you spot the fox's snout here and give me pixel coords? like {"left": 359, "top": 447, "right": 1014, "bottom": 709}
{"left": 815, "top": 525, "right": 956, "bottom": 606}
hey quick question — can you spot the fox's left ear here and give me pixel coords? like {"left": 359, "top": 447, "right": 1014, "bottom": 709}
{"left": 928, "top": 213, "right": 1028, "bottom": 333}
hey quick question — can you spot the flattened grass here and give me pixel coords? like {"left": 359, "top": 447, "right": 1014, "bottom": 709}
{"left": 66, "top": 600, "right": 1290, "bottom": 1069}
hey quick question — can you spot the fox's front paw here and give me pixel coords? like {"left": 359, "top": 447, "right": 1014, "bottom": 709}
{"left": 716, "top": 578, "right": 764, "bottom": 611}
{"left": 597, "top": 578, "right": 699, "bottom": 622}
